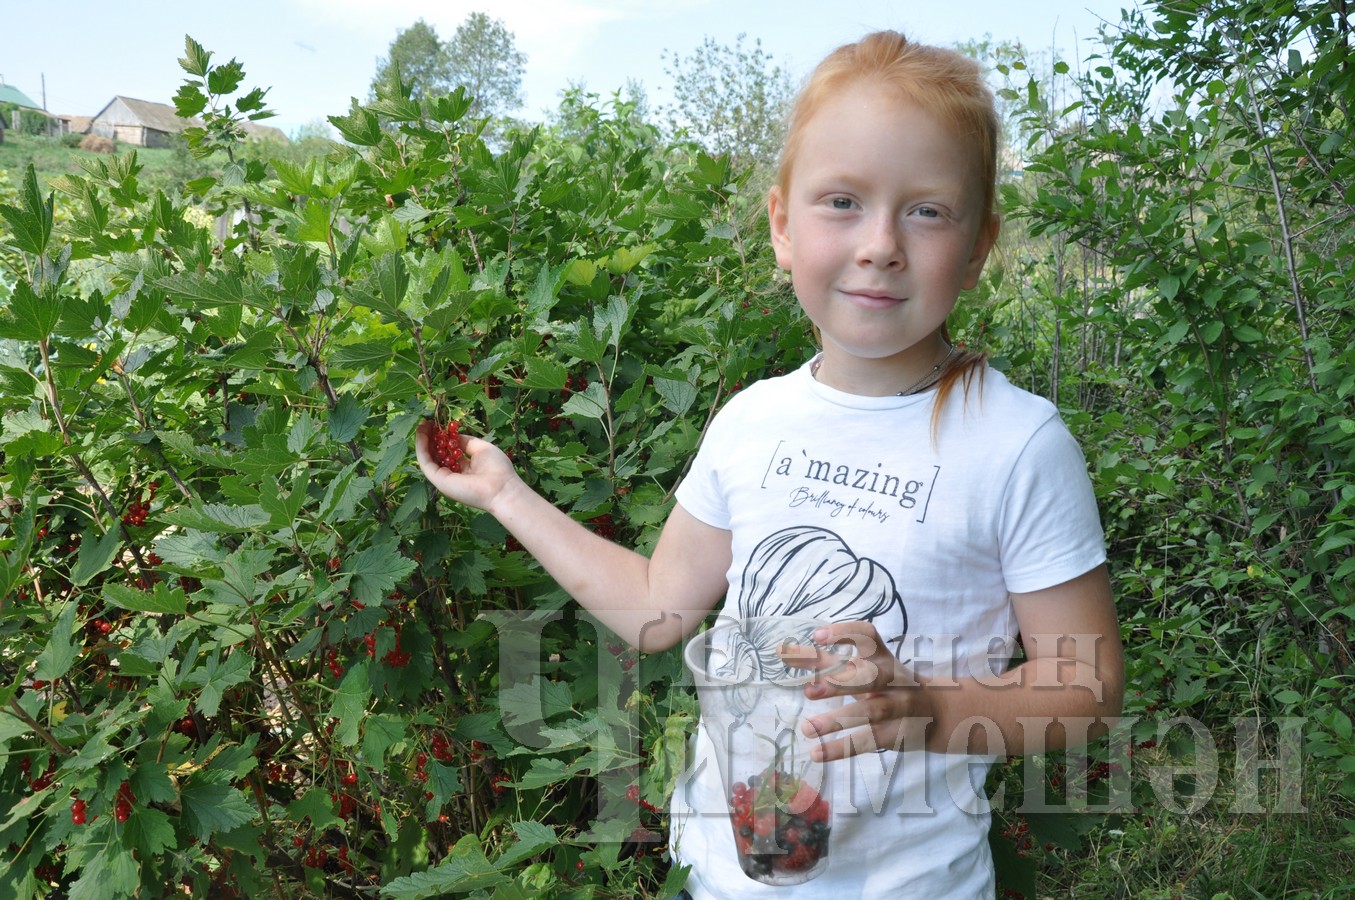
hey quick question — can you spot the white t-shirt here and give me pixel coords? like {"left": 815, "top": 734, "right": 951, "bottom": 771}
{"left": 669, "top": 359, "right": 1107, "bottom": 899}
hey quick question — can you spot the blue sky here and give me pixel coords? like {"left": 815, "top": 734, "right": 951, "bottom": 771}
{"left": 2, "top": 0, "right": 1136, "bottom": 134}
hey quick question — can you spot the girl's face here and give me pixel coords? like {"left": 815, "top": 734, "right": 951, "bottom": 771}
{"left": 769, "top": 81, "right": 999, "bottom": 391}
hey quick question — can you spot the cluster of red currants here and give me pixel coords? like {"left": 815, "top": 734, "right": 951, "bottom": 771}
{"left": 121, "top": 482, "right": 157, "bottom": 527}
{"left": 430, "top": 420, "right": 465, "bottom": 472}
{"left": 113, "top": 780, "right": 134, "bottom": 823}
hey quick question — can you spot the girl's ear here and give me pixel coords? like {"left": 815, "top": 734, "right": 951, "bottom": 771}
{"left": 768, "top": 186, "right": 793, "bottom": 270}
{"left": 961, "top": 214, "right": 1001, "bottom": 290}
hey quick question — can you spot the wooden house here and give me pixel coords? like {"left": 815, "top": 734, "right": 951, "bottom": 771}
{"left": 87, "top": 95, "right": 289, "bottom": 147}
{"left": 88, "top": 96, "right": 195, "bottom": 148}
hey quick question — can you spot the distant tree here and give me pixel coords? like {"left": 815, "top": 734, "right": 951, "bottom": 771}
{"left": 444, "top": 12, "right": 527, "bottom": 118}
{"left": 371, "top": 19, "right": 450, "bottom": 103}
{"left": 661, "top": 33, "right": 795, "bottom": 168}
{"left": 370, "top": 13, "right": 526, "bottom": 119}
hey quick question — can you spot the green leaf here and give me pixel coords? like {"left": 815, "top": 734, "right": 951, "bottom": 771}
{"left": 380, "top": 835, "right": 509, "bottom": 899}
{"left": 160, "top": 502, "right": 271, "bottom": 533}
{"left": 68, "top": 844, "right": 139, "bottom": 900}
{"left": 180, "top": 775, "right": 255, "bottom": 842}
{"left": 328, "top": 100, "right": 384, "bottom": 147}
{"left": 329, "top": 660, "right": 371, "bottom": 746}
{"left": 124, "top": 806, "right": 176, "bottom": 857}
{"left": 185, "top": 650, "right": 255, "bottom": 717}
{"left": 0, "top": 280, "right": 64, "bottom": 342}
{"left": 653, "top": 376, "right": 698, "bottom": 416}
{"left": 103, "top": 581, "right": 189, "bottom": 615}
{"left": 34, "top": 600, "right": 79, "bottom": 682}
{"left": 287, "top": 787, "right": 343, "bottom": 830}
{"left": 361, "top": 713, "right": 408, "bottom": 768}
{"left": 522, "top": 357, "right": 567, "bottom": 390}
{"left": 0, "top": 166, "right": 54, "bottom": 256}
{"left": 329, "top": 394, "right": 368, "bottom": 443}
{"left": 496, "top": 820, "right": 559, "bottom": 868}
{"left": 179, "top": 35, "right": 213, "bottom": 77}
{"left": 202, "top": 544, "right": 275, "bottom": 607}
{"left": 346, "top": 536, "right": 416, "bottom": 606}
{"left": 561, "top": 381, "right": 609, "bottom": 421}
{"left": 332, "top": 341, "right": 395, "bottom": 371}
{"left": 500, "top": 676, "right": 574, "bottom": 728}
{"left": 69, "top": 525, "right": 121, "bottom": 587}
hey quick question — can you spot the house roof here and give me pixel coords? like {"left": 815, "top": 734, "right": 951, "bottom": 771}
{"left": 241, "top": 121, "right": 289, "bottom": 143}
{"left": 61, "top": 114, "right": 93, "bottom": 134}
{"left": 0, "top": 79, "right": 42, "bottom": 110}
{"left": 91, "top": 96, "right": 289, "bottom": 142}
{"left": 92, "top": 96, "right": 196, "bottom": 134}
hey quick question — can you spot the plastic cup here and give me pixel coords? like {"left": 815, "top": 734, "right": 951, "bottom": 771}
{"left": 683, "top": 616, "right": 851, "bottom": 885}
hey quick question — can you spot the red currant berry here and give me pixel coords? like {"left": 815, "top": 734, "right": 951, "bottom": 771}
{"left": 430, "top": 419, "right": 465, "bottom": 473}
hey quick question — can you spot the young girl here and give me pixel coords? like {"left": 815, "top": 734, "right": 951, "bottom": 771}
{"left": 416, "top": 29, "right": 1123, "bottom": 898}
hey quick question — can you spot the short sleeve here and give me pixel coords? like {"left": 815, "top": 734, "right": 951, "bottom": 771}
{"left": 673, "top": 399, "right": 737, "bottom": 531}
{"left": 997, "top": 416, "right": 1107, "bottom": 594}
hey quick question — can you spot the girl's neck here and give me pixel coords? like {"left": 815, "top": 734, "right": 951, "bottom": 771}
{"left": 811, "top": 339, "right": 955, "bottom": 397}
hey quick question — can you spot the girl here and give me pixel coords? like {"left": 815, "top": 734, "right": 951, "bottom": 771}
{"left": 416, "top": 30, "right": 1123, "bottom": 898}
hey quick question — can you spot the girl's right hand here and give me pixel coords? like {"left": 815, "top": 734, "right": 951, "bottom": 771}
{"left": 414, "top": 419, "right": 518, "bottom": 513}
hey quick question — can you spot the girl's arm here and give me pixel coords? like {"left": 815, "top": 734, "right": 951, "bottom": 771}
{"left": 416, "top": 421, "right": 732, "bottom": 652}
{"left": 799, "top": 564, "right": 1124, "bottom": 758}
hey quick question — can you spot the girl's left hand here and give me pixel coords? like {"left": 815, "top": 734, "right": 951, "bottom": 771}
{"left": 787, "top": 620, "right": 937, "bottom": 762}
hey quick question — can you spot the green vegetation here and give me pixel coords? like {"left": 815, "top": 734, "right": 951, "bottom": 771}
{"left": 0, "top": 1, "right": 1352, "bottom": 897}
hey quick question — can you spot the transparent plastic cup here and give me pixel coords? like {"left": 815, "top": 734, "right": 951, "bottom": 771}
{"left": 683, "top": 616, "right": 851, "bottom": 885}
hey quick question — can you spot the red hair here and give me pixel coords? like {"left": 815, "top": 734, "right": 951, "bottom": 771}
{"left": 777, "top": 31, "right": 1001, "bottom": 435}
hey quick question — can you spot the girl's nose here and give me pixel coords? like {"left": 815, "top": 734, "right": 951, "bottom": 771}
{"left": 858, "top": 214, "right": 905, "bottom": 268}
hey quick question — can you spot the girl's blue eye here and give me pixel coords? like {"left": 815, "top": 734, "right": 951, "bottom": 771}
{"left": 915, "top": 206, "right": 940, "bottom": 218}
{"left": 830, "top": 197, "right": 854, "bottom": 210}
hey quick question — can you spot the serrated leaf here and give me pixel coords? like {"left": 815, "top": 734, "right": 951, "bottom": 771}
{"left": 500, "top": 677, "right": 574, "bottom": 729}
{"left": 496, "top": 821, "right": 558, "bottom": 868}
{"left": 380, "top": 835, "right": 508, "bottom": 899}
{"left": 160, "top": 502, "right": 270, "bottom": 533}
{"left": 125, "top": 806, "right": 176, "bottom": 857}
{"left": 180, "top": 776, "right": 254, "bottom": 842}
{"left": 328, "top": 100, "right": 383, "bottom": 146}
{"left": 332, "top": 341, "right": 395, "bottom": 371}
{"left": 329, "top": 394, "right": 368, "bottom": 443}
{"left": 522, "top": 357, "right": 567, "bottom": 390}
{"left": 561, "top": 381, "right": 609, "bottom": 421}
{"left": 69, "top": 524, "right": 120, "bottom": 586}
{"left": 0, "top": 166, "right": 53, "bottom": 256}
{"left": 185, "top": 650, "right": 254, "bottom": 717}
{"left": 329, "top": 660, "right": 371, "bottom": 746}
{"left": 360, "top": 713, "right": 407, "bottom": 768}
{"left": 178, "top": 35, "right": 213, "bottom": 77}
{"left": 201, "top": 544, "right": 274, "bottom": 608}
{"left": 157, "top": 270, "right": 248, "bottom": 308}
{"left": 653, "top": 376, "right": 698, "bottom": 416}
{"left": 287, "top": 786, "right": 344, "bottom": 830}
{"left": 68, "top": 845, "right": 139, "bottom": 900}
{"left": 346, "top": 536, "right": 416, "bottom": 606}
{"left": 0, "top": 280, "right": 64, "bottom": 342}
{"left": 103, "top": 581, "right": 188, "bottom": 615}
{"left": 34, "top": 600, "right": 79, "bottom": 682}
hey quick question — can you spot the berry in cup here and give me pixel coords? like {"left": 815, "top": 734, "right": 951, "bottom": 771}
{"left": 728, "top": 763, "right": 831, "bottom": 883}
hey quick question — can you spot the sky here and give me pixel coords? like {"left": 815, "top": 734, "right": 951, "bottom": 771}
{"left": 1, "top": 0, "right": 1138, "bottom": 135}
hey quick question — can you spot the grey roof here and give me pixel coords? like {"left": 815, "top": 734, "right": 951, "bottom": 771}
{"left": 94, "top": 95, "right": 197, "bottom": 133}
{"left": 92, "top": 96, "right": 288, "bottom": 142}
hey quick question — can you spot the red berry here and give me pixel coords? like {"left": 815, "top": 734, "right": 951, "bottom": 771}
{"left": 430, "top": 419, "right": 465, "bottom": 473}
{"left": 342, "top": 772, "right": 358, "bottom": 786}
{"left": 71, "top": 798, "right": 87, "bottom": 825}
